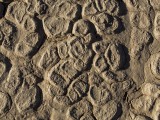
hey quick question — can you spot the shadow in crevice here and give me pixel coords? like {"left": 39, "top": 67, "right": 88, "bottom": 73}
{"left": 1, "top": 2, "right": 10, "bottom": 18}
{"left": 118, "top": 0, "right": 128, "bottom": 16}
{"left": 33, "top": 86, "right": 43, "bottom": 110}
{"left": 121, "top": 44, "right": 130, "bottom": 70}
{"left": 28, "top": 17, "right": 47, "bottom": 58}
{"left": 112, "top": 103, "right": 123, "bottom": 120}
{"left": 114, "top": 17, "right": 125, "bottom": 34}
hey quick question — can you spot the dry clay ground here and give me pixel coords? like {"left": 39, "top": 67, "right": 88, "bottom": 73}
{"left": 0, "top": 0, "right": 160, "bottom": 120}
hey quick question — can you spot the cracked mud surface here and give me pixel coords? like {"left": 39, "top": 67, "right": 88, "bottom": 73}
{"left": 0, "top": 0, "right": 160, "bottom": 120}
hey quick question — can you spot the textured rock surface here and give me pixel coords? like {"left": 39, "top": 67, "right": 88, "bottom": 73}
{"left": 0, "top": 0, "right": 159, "bottom": 120}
